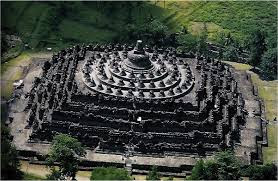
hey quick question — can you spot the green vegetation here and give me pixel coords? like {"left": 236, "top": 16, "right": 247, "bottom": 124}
{"left": 23, "top": 172, "right": 46, "bottom": 180}
{"left": 46, "top": 134, "right": 86, "bottom": 180}
{"left": 1, "top": 1, "right": 169, "bottom": 50}
{"left": 2, "top": 1, "right": 276, "bottom": 78}
{"left": 154, "top": 1, "right": 277, "bottom": 43}
{"left": 176, "top": 33, "right": 198, "bottom": 53}
{"left": 248, "top": 30, "right": 267, "bottom": 68}
{"left": 241, "top": 162, "right": 277, "bottom": 180}
{"left": 260, "top": 46, "right": 277, "bottom": 80}
{"left": 146, "top": 166, "right": 160, "bottom": 180}
{"left": 187, "top": 150, "right": 277, "bottom": 180}
{"left": 2, "top": 1, "right": 276, "bottom": 48}
{"left": 1, "top": 51, "right": 52, "bottom": 99}
{"left": 187, "top": 150, "right": 241, "bottom": 180}
{"left": 1, "top": 125, "right": 22, "bottom": 180}
{"left": 1, "top": 34, "right": 24, "bottom": 63}
{"left": 251, "top": 73, "right": 278, "bottom": 162}
{"left": 90, "top": 167, "right": 131, "bottom": 180}
{"left": 1, "top": 52, "right": 31, "bottom": 74}
{"left": 223, "top": 61, "right": 252, "bottom": 71}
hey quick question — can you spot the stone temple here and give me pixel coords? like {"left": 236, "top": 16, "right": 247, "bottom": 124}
{"left": 10, "top": 40, "right": 267, "bottom": 176}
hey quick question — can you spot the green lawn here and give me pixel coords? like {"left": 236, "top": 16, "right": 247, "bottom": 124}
{"left": 1, "top": 52, "right": 31, "bottom": 74}
{"left": 223, "top": 61, "right": 252, "bottom": 71}
{"left": 250, "top": 73, "right": 278, "bottom": 163}
{"left": 224, "top": 61, "right": 278, "bottom": 163}
{"left": 23, "top": 172, "right": 46, "bottom": 180}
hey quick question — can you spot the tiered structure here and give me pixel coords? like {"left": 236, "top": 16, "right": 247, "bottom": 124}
{"left": 82, "top": 40, "right": 194, "bottom": 100}
{"left": 25, "top": 40, "right": 264, "bottom": 165}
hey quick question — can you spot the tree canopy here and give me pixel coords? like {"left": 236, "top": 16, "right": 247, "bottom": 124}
{"left": 146, "top": 166, "right": 160, "bottom": 180}
{"left": 46, "top": 134, "right": 86, "bottom": 180}
{"left": 248, "top": 29, "right": 267, "bottom": 68}
{"left": 187, "top": 150, "right": 277, "bottom": 180}
{"left": 177, "top": 33, "right": 198, "bottom": 53}
{"left": 123, "top": 18, "right": 169, "bottom": 47}
{"left": 241, "top": 163, "right": 278, "bottom": 180}
{"left": 196, "top": 31, "right": 209, "bottom": 58}
{"left": 1, "top": 125, "right": 22, "bottom": 180}
{"left": 259, "top": 47, "right": 277, "bottom": 80}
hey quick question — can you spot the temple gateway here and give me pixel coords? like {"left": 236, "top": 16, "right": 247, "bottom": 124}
{"left": 10, "top": 40, "right": 267, "bottom": 176}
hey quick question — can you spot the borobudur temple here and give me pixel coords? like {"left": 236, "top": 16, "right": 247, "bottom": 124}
{"left": 9, "top": 40, "right": 267, "bottom": 176}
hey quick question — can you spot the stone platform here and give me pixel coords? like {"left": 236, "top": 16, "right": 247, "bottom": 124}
{"left": 7, "top": 41, "right": 267, "bottom": 176}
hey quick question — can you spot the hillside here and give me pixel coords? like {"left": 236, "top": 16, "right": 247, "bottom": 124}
{"left": 1, "top": 1, "right": 277, "bottom": 50}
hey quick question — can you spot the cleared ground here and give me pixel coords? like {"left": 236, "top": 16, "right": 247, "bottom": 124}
{"left": 1, "top": 51, "right": 52, "bottom": 99}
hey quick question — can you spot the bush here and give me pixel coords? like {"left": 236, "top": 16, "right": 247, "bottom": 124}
{"left": 1, "top": 125, "right": 22, "bottom": 180}
{"left": 177, "top": 33, "right": 198, "bottom": 53}
{"left": 90, "top": 167, "right": 131, "bottom": 180}
{"left": 248, "top": 29, "right": 267, "bottom": 68}
{"left": 187, "top": 160, "right": 205, "bottom": 180}
{"left": 121, "top": 18, "right": 169, "bottom": 47}
{"left": 241, "top": 163, "right": 277, "bottom": 180}
{"left": 259, "top": 47, "right": 277, "bottom": 80}
{"left": 187, "top": 150, "right": 240, "bottom": 180}
{"left": 146, "top": 166, "right": 160, "bottom": 180}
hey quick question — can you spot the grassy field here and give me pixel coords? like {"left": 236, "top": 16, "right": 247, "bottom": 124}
{"left": 154, "top": 1, "right": 277, "bottom": 43}
{"left": 23, "top": 172, "right": 46, "bottom": 180}
{"left": 250, "top": 73, "right": 278, "bottom": 163}
{"left": 2, "top": 1, "right": 277, "bottom": 50}
{"left": 224, "top": 61, "right": 278, "bottom": 163}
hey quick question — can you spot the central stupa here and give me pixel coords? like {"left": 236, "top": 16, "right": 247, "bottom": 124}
{"left": 82, "top": 40, "right": 195, "bottom": 99}
{"left": 123, "top": 40, "right": 154, "bottom": 73}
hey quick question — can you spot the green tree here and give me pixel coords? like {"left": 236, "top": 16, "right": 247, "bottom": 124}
{"left": 46, "top": 168, "right": 62, "bottom": 180}
{"left": 241, "top": 163, "right": 277, "bottom": 180}
{"left": 1, "top": 125, "right": 22, "bottom": 180}
{"left": 196, "top": 31, "right": 208, "bottom": 58}
{"left": 259, "top": 47, "right": 277, "bottom": 80}
{"left": 46, "top": 134, "right": 85, "bottom": 180}
{"left": 248, "top": 30, "right": 267, "bottom": 68}
{"left": 146, "top": 166, "right": 160, "bottom": 180}
{"left": 223, "top": 45, "right": 239, "bottom": 61}
{"left": 186, "top": 159, "right": 205, "bottom": 180}
{"left": 90, "top": 167, "right": 131, "bottom": 180}
{"left": 146, "top": 19, "right": 169, "bottom": 46}
{"left": 215, "top": 150, "right": 241, "bottom": 180}
{"left": 204, "top": 160, "right": 219, "bottom": 180}
{"left": 177, "top": 33, "right": 198, "bottom": 53}
{"left": 1, "top": 32, "right": 8, "bottom": 56}
{"left": 187, "top": 150, "right": 241, "bottom": 180}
